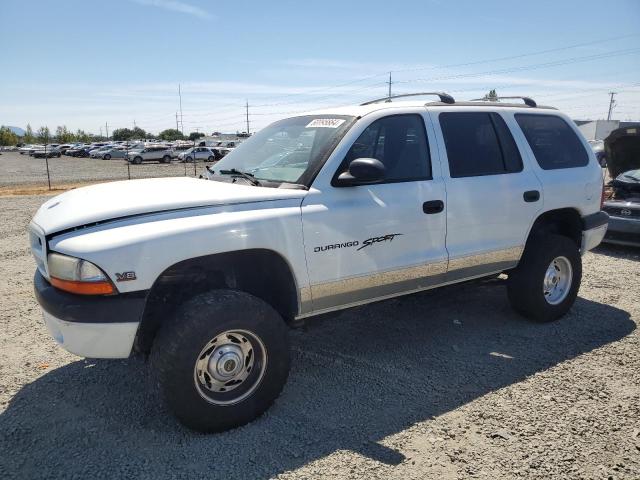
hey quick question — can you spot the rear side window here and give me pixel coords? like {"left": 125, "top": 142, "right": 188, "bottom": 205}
{"left": 515, "top": 114, "right": 589, "bottom": 169}
{"left": 439, "top": 112, "right": 523, "bottom": 178}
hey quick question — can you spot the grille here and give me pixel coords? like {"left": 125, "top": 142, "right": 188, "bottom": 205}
{"left": 603, "top": 205, "right": 640, "bottom": 219}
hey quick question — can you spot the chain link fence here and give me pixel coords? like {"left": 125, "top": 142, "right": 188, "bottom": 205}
{"left": 0, "top": 151, "right": 213, "bottom": 192}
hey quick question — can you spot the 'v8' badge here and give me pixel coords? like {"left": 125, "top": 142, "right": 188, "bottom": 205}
{"left": 115, "top": 271, "right": 137, "bottom": 282}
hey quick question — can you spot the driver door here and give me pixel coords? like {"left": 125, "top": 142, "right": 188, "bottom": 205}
{"left": 301, "top": 112, "right": 448, "bottom": 313}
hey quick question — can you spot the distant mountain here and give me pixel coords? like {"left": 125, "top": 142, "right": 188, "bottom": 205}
{"left": 3, "top": 126, "right": 26, "bottom": 136}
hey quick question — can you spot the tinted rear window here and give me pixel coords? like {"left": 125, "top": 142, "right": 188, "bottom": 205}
{"left": 439, "top": 112, "right": 522, "bottom": 178}
{"left": 515, "top": 114, "right": 589, "bottom": 170}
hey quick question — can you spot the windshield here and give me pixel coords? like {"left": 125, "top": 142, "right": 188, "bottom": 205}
{"left": 212, "top": 115, "right": 355, "bottom": 185}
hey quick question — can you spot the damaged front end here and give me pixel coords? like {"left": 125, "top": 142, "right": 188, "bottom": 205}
{"left": 602, "top": 127, "right": 640, "bottom": 246}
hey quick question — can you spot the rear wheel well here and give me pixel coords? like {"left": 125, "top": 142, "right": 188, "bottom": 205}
{"left": 526, "top": 208, "right": 582, "bottom": 249}
{"left": 135, "top": 249, "right": 299, "bottom": 354}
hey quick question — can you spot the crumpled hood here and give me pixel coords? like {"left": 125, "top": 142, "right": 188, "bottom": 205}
{"left": 32, "top": 177, "right": 305, "bottom": 234}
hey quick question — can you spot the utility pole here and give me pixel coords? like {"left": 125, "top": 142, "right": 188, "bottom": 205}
{"left": 245, "top": 99, "right": 250, "bottom": 134}
{"left": 387, "top": 72, "right": 393, "bottom": 101}
{"left": 100, "top": 126, "right": 103, "bottom": 138}
{"left": 178, "top": 84, "right": 184, "bottom": 135}
{"left": 133, "top": 119, "right": 137, "bottom": 129}
{"left": 105, "top": 122, "right": 109, "bottom": 140}
{"left": 176, "top": 112, "right": 180, "bottom": 132}
{"left": 607, "top": 92, "right": 617, "bottom": 121}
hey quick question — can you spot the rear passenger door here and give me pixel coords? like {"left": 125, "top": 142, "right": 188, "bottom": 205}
{"left": 431, "top": 110, "right": 542, "bottom": 280}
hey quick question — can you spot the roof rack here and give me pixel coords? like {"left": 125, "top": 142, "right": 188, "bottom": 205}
{"left": 361, "top": 92, "right": 455, "bottom": 106}
{"left": 469, "top": 96, "right": 537, "bottom": 108}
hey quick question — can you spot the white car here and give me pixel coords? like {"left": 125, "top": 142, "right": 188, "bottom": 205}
{"left": 30, "top": 93, "right": 607, "bottom": 433}
{"left": 177, "top": 146, "right": 216, "bottom": 163}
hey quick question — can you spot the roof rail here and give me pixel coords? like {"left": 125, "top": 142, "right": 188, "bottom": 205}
{"left": 469, "top": 96, "right": 537, "bottom": 108}
{"left": 360, "top": 92, "right": 455, "bottom": 106}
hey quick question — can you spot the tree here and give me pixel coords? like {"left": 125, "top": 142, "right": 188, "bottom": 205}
{"left": 112, "top": 128, "right": 134, "bottom": 141}
{"left": 188, "top": 131, "right": 205, "bottom": 141}
{"left": 0, "top": 126, "right": 19, "bottom": 146}
{"left": 24, "top": 124, "right": 35, "bottom": 144}
{"left": 483, "top": 89, "right": 498, "bottom": 101}
{"left": 55, "top": 125, "right": 75, "bottom": 143}
{"left": 158, "top": 129, "right": 184, "bottom": 141}
{"left": 132, "top": 127, "right": 147, "bottom": 139}
{"left": 36, "top": 126, "right": 51, "bottom": 143}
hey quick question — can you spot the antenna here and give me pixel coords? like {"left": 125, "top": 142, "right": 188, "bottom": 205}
{"left": 387, "top": 72, "right": 392, "bottom": 101}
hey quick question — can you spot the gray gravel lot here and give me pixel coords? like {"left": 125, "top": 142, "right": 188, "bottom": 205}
{"left": 0, "top": 151, "right": 209, "bottom": 189}
{"left": 0, "top": 194, "right": 638, "bottom": 480}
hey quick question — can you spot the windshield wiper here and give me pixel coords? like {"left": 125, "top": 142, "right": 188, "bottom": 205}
{"left": 218, "top": 169, "right": 262, "bottom": 186}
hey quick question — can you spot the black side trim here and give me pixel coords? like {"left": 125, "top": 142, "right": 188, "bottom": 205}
{"left": 582, "top": 211, "right": 609, "bottom": 230}
{"left": 34, "top": 271, "right": 148, "bottom": 324}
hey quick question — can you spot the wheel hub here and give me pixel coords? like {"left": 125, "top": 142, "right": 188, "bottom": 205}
{"left": 209, "top": 345, "right": 244, "bottom": 380}
{"left": 543, "top": 256, "right": 573, "bottom": 305}
{"left": 193, "top": 329, "right": 267, "bottom": 405}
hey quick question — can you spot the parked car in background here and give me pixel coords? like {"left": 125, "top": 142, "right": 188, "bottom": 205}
{"left": 18, "top": 144, "right": 38, "bottom": 154}
{"left": 98, "top": 147, "right": 127, "bottom": 160}
{"left": 126, "top": 145, "right": 173, "bottom": 164}
{"left": 30, "top": 144, "right": 59, "bottom": 156}
{"left": 33, "top": 147, "right": 61, "bottom": 158}
{"left": 212, "top": 141, "right": 238, "bottom": 159}
{"left": 64, "top": 145, "right": 88, "bottom": 156}
{"left": 58, "top": 144, "right": 75, "bottom": 153}
{"left": 178, "top": 147, "right": 216, "bottom": 163}
{"left": 171, "top": 144, "right": 192, "bottom": 159}
{"left": 602, "top": 127, "right": 640, "bottom": 246}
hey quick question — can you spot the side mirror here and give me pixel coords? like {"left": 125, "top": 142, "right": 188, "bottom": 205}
{"left": 336, "top": 158, "right": 385, "bottom": 186}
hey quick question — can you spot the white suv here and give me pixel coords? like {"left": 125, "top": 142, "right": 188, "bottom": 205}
{"left": 126, "top": 145, "right": 173, "bottom": 164}
{"left": 29, "top": 93, "right": 608, "bottom": 432}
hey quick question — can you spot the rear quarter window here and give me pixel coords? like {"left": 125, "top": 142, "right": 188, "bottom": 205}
{"left": 515, "top": 114, "right": 589, "bottom": 170}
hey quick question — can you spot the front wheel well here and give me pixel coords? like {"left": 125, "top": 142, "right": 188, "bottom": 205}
{"left": 526, "top": 208, "right": 582, "bottom": 249}
{"left": 135, "top": 249, "right": 299, "bottom": 354}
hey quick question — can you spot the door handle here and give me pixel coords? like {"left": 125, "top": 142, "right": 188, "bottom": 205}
{"left": 523, "top": 190, "right": 540, "bottom": 202}
{"left": 423, "top": 200, "right": 444, "bottom": 214}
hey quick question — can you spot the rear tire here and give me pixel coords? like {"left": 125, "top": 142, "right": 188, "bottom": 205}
{"left": 507, "top": 234, "right": 581, "bottom": 322}
{"left": 104, "top": 154, "right": 111, "bottom": 160}
{"left": 150, "top": 290, "right": 290, "bottom": 432}
{"left": 207, "top": 156, "right": 214, "bottom": 162}
{"left": 162, "top": 155, "right": 171, "bottom": 163}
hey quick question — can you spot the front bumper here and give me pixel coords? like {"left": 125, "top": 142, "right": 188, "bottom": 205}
{"left": 34, "top": 271, "right": 147, "bottom": 358}
{"left": 603, "top": 216, "right": 640, "bottom": 247}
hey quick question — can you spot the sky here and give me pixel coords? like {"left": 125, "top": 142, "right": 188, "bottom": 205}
{"left": 1, "top": 0, "right": 640, "bottom": 135}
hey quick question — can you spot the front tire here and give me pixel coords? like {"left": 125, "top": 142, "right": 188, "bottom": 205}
{"left": 104, "top": 154, "right": 111, "bottom": 160}
{"left": 185, "top": 156, "right": 193, "bottom": 163}
{"left": 507, "top": 234, "right": 582, "bottom": 322}
{"left": 133, "top": 156, "right": 142, "bottom": 164}
{"left": 151, "top": 290, "right": 290, "bottom": 432}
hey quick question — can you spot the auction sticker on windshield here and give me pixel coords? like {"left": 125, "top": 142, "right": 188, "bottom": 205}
{"left": 306, "top": 118, "right": 346, "bottom": 128}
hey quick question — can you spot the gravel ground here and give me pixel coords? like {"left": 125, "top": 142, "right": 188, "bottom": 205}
{"left": 0, "top": 194, "right": 638, "bottom": 480}
{"left": 0, "top": 152, "right": 209, "bottom": 189}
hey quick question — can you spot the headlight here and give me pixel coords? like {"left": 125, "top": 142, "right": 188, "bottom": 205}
{"left": 47, "top": 252, "right": 115, "bottom": 295}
